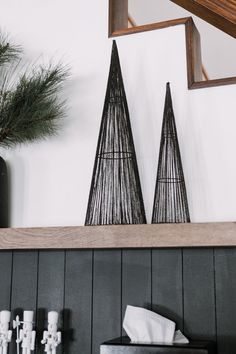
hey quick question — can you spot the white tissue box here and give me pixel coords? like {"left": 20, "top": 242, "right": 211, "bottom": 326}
{"left": 100, "top": 337, "right": 216, "bottom": 354}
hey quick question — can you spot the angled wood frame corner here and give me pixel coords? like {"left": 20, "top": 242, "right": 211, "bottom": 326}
{"left": 170, "top": 0, "right": 236, "bottom": 38}
{"left": 108, "top": 0, "right": 236, "bottom": 90}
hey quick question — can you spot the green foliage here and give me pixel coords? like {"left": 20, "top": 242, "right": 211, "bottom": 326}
{"left": 0, "top": 32, "right": 68, "bottom": 148}
{"left": 0, "top": 33, "right": 21, "bottom": 66}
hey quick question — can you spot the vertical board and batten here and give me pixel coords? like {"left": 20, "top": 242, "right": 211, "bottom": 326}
{"left": 152, "top": 249, "right": 183, "bottom": 330}
{"left": 64, "top": 250, "right": 93, "bottom": 354}
{"left": 0, "top": 251, "right": 12, "bottom": 309}
{"left": 37, "top": 251, "right": 65, "bottom": 354}
{"left": 122, "top": 250, "right": 152, "bottom": 313}
{"left": 92, "top": 250, "right": 122, "bottom": 354}
{"left": 183, "top": 249, "right": 216, "bottom": 342}
{"left": 214, "top": 249, "right": 236, "bottom": 354}
{"left": 9, "top": 251, "right": 38, "bottom": 354}
{"left": 0, "top": 248, "right": 236, "bottom": 354}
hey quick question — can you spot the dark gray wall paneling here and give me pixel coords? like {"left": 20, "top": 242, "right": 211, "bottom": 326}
{"left": 0, "top": 251, "right": 12, "bottom": 309}
{"left": 37, "top": 251, "right": 65, "bottom": 354}
{"left": 11, "top": 251, "right": 38, "bottom": 311}
{"left": 152, "top": 249, "right": 183, "bottom": 330}
{"left": 0, "top": 248, "right": 235, "bottom": 354}
{"left": 64, "top": 250, "right": 93, "bottom": 354}
{"left": 183, "top": 249, "right": 216, "bottom": 342}
{"left": 9, "top": 251, "right": 38, "bottom": 354}
{"left": 92, "top": 250, "right": 122, "bottom": 354}
{"left": 122, "top": 250, "right": 152, "bottom": 314}
{"left": 215, "top": 248, "right": 236, "bottom": 354}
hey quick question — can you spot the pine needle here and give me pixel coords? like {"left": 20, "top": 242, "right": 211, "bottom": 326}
{"left": 0, "top": 32, "right": 21, "bottom": 66}
{"left": 0, "top": 31, "right": 69, "bottom": 148}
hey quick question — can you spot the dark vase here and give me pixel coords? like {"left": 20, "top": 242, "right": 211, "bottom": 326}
{"left": 0, "top": 156, "right": 9, "bottom": 227}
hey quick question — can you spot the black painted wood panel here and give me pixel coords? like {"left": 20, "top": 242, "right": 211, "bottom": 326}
{"left": 0, "top": 251, "right": 12, "bottom": 309}
{"left": 64, "top": 250, "right": 93, "bottom": 354}
{"left": 183, "top": 249, "right": 216, "bottom": 341}
{"left": 11, "top": 251, "right": 38, "bottom": 311}
{"left": 152, "top": 249, "right": 183, "bottom": 330}
{"left": 92, "top": 250, "right": 121, "bottom": 354}
{"left": 37, "top": 251, "right": 65, "bottom": 354}
{"left": 9, "top": 251, "right": 38, "bottom": 354}
{"left": 215, "top": 248, "right": 236, "bottom": 354}
{"left": 122, "top": 250, "right": 152, "bottom": 313}
{"left": 0, "top": 247, "right": 235, "bottom": 354}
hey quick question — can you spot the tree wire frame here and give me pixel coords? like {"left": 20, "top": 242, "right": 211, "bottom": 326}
{"left": 152, "top": 83, "right": 190, "bottom": 224}
{"left": 85, "top": 41, "right": 146, "bottom": 226}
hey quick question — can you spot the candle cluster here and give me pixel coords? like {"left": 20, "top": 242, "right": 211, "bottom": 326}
{"left": 0, "top": 310, "right": 61, "bottom": 354}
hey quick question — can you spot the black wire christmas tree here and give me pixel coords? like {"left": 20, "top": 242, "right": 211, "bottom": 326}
{"left": 152, "top": 83, "right": 190, "bottom": 223}
{"left": 85, "top": 41, "right": 146, "bottom": 226}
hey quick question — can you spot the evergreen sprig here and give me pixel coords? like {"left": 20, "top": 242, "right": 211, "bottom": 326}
{"left": 0, "top": 33, "right": 21, "bottom": 66}
{"left": 0, "top": 32, "right": 68, "bottom": 148}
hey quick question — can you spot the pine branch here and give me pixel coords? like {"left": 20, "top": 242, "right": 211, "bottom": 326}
{"left": 0, "top": 32, "right": 21, "bottom": 67}
{"left": 0, "top": 64, "right": 69, "bottom": 148}
{"left": 0, "top": 29, "right": 69, "bottom": 148}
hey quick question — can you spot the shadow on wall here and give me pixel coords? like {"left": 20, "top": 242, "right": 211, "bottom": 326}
{"left": 151, "top": 304, "right": 183, "bottom": 332}
{"left": 62, "top": 309, "right": 74, "bottom": 354}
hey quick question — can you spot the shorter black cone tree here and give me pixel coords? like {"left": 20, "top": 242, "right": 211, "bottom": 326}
{"left": 152, "top": 83, "right": 190, "bottom": 223}
{"left": 85, "top": 41, "right": 146, "bottom": 226}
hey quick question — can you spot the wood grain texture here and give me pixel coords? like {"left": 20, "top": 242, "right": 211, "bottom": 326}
{"left": 185, "top": 18, "right": 203, "bottom": 87}
{"left": 64, "top": 251, "right": 93, "bottom": 354}
{"left": 183, "top": 249, "right": 216, "bottom": 341}
{"left": 191, "top": 77, "right": 236, "bottom": 89}
{"left": 152, "top": 249, "right": 184, "bottom": 330}
{"left": 109, "top": 0, "right": 128, "bottom": 35}
{"left": 197, "top": 0, "right": 236, "bottom": 23}
{"left": 110, "top": 17, "right": 190, "bottom": 37}
{"left": 1, "top": 222, "right": 236, "bottom": 249}
{"left": 109, "top": 1, "right": 236, "bottom": 89}
{"left": 171, "top": 0, "right": 236, "bottom": 37}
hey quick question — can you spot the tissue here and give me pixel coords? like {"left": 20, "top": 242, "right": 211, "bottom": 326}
{"left": 173, "top": 330, "right": 189, "bottom": 344}
{"left": 123, "top": 305, "right": 176, "bottom": 343}
{"left": 123, "top": 305, "right": 189, "bottom": 344}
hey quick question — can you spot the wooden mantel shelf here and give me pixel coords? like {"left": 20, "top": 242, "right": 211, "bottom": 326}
{"left": 0, "top": 222, "right": 236, "bottom": 250}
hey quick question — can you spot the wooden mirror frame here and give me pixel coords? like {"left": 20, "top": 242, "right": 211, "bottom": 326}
{"left": 108, "top": 0, "right": 236, "bottom": 89}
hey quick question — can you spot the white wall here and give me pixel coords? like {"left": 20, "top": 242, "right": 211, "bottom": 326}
{"left": 129, "top": 0, "right": 236, "bottom": 79}
{"left": 0, "top": 0, "right": 236, "bottom": 227}
{"left": 0, "top": 0, "right": 112, "bottom": 227}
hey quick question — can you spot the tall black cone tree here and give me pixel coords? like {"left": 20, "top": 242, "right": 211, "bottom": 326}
{"left": 152, "top": 83, "right": 190, "bottom": 223}
{"left": 85, "top": 41, "right": 146, "bottom": 225}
